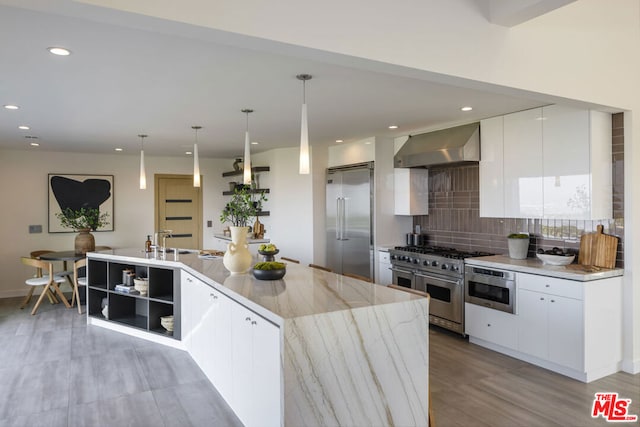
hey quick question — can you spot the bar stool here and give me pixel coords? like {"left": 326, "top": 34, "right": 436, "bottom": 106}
{"left": 308, "top": 263, "right": 333, "bottom": 272}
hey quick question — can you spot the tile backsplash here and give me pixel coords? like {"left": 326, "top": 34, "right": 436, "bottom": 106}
{"left": 413, "top": 113, "right": 624, "bottom": 268}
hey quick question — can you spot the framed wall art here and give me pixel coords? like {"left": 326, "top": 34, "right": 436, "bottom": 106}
{"left": 48, "top": 173, "right": 114, "bottom": 233}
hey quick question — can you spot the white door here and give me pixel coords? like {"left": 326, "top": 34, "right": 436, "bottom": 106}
{"left": 479, "top": 116, "right": 505, "bottom": 217}
{"left": 548, "top": 295, "right": 583, "bottom": 370}
{"left": 517, "top": 289, "right": 548, "bottom": 359}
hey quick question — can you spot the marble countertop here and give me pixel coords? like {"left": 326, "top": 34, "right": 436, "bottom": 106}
{"left": 465, "top": 255, "right": 624, "bottom": 281}
{"left": 213, "top": 233, "right": 270, "bottom": 243}
{"left": 88, "top": 248, "right": 423, "bottom": 325}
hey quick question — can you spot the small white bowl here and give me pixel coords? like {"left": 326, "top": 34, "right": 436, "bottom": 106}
{"left": 536, "top": 253, "right": 575, "bottom": 266}
{"left": 160, "top": 315, "right": 174, "bottom": 332}
{"left": 133, "top": 278, "right": 149, "bottom": 296}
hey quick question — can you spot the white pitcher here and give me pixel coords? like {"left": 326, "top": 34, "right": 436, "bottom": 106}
{"left": 223, "top": 226, "right": 253, "bottom": 274}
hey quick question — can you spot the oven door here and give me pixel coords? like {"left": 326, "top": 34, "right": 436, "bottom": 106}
{"left": 391, "top": 266, "right": 414, "bottom": 289}
{"left": 415, "top": 271, "right": 463, "bottom": 325}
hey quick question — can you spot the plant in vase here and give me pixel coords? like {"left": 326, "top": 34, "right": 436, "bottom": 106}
{"left": 55, "top": 207, "right": 110, "bottom": 254}
{"left": 507, "top": 233, "right": 530, "bottom": 260}
{"left": 220, "top": 187, "right": 267, "bottom": 273}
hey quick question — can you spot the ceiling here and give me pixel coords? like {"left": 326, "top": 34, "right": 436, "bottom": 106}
{"left": 0, "top": 2, "right": 557, "bottom": 159}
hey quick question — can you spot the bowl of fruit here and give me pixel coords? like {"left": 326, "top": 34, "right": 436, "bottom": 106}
{"left": 258, "top": 243, "right": 279, "bottom": 261}
{"left": 536, "top": 248, "right": 576, "bottom": 266}
{"left": 253, "top": 261, "right": 286, "bottom": 280}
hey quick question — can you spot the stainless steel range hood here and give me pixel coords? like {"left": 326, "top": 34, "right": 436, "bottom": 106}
{"left": 394, "top": 122, "right": 480, "bottom": 168}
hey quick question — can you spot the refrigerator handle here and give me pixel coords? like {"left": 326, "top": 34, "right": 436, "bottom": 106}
{"left": 336, "top": 198, "right": 341, "bottom": 240}
{"left": 341, "top": 197, "right": 348, "bottom": 240}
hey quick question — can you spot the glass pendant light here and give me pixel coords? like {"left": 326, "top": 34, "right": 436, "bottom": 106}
{"left": 192, "top": 126, "right": 202, "bottom": 187}
{"left": 296, "top": 74, "right": 312, "bottom": 174}
{"left": 241, "top": 109, "right": 253, "bottom": 185}
{"left": 138, "top": 134, "right": 147, "bottom": 190}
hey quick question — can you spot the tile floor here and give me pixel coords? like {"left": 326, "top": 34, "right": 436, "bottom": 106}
{"left": 0, "top": 297, "right": 242, "bottom": 427}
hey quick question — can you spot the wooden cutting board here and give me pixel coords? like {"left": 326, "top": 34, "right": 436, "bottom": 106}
{"left": 578, "top": 225, "right": 618, "bottom": 269}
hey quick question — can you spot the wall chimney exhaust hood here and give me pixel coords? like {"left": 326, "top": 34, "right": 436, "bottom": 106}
{"left": 394, "top": 122, "right": 480, "bottom": 168}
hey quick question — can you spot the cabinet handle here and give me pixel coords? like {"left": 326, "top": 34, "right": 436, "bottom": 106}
{"left": 187, "top": 277, "right": 192, "bottom": 283}
{"left": 550, "top": 299, "right": 555, "bottom": 303}
{"left": 545, "top": 284, "right": 550, "bottom": 287}
{"left": 487, "top": 323, "right": 491, "bottom": 327}
{"left": 251, "top": 320, "right": 257, "bottom": 325}
{"left": 540, "top": 297, "right": 545, "bottom": 301}
{"left": 245, "top": 316, "right": 251, "bottom": 322}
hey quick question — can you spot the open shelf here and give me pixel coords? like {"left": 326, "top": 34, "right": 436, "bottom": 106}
{"left": 87, "top": 258, "right": 180, "bottom": 340}
{"left": 222, "top": 166, "right": 270, "bottom": 177}
{"left": 222, "top": 188, "right": 270, "bottom": 196}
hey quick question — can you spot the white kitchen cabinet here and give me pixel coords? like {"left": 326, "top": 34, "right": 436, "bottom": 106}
{"left": 465, "top": 303, "right": 518, "bottom": 350}
{"left": 542, "top": 105, "right": 612, "bottom": 219}
{"left": 503, "top": 107, "right": 543, "bottom": 218}
{"left": 231, "top": 302, "right": 281, "bottom": 427}
{"left": 479, "top": 116, "right": 505, "bottom": 217}
{"left": 377, "top": 249, "right": 392, "bottom": 285}
{"left": 394, "top": 168, "right": 428, "bottom": 215}
{"left": 518, "top": 288, "right": 582, "bottom": 370}
{"left": 182, "top": 271, "right": 234, "bottom": 402}
{"left": 479, "top": 105, "right": 611, "bottom": 219}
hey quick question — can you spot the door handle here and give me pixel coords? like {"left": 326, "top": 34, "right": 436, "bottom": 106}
{"left": 336, "top": 198, "right": 340, "bottom": 240}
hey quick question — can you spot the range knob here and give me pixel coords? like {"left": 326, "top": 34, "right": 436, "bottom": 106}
{"left": 431, "top": 260, "right": 439, "bottom": 267}
{"left": 390, "top": 254, "right": 397, "bottom": 260}
{"left": 451, "top": 264, "right": 459, "bottom": 272}
{"left": 406, "top": 257, "right": 412, "bottom": 263}
{"left": 441, "top": 263, "right": 448, "bottom": 270}
{"left": 413, "top": 258, "right": 419, "bottom": 264}
{"left": 423, "top": 260, "right": 430, "bottom": 266}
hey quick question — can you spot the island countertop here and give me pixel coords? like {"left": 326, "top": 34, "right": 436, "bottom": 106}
{"left": 88, "top": 248, "right": 425, "bottom": 325}
{"left": 465, "top": 255, "right": 624, "bottom": 281}
{"left": 87, "top": 248, "right": 430, "bottom": 427}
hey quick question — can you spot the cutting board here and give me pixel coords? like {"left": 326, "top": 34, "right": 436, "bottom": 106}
{"left": 578, "top": 225, "right": 618, "bottom": 269}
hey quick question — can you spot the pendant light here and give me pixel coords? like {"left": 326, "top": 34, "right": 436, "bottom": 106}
{"left": 192, "top": 126, "right": 201, "bottom": 187}
{"left": 138, "top": 134, "right": 147, "bottom": 190}
{"left": 241, "top": 109, "right": 253, "bottom": 185}
{"left": 296, "top": 74, "right": 312, "bottom": 175}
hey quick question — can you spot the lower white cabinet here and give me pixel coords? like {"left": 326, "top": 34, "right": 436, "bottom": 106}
{"left": 181, "top": 271, "right": 281, "bottom": 427}
{"left": 518, "top": 288, "right": 582, "bottom": 370}
{"left": 465, "top": 303, "right": 518, "bottom": 350}
{"left": 231, "top": 302, "right": 280, "bottom": 427}
{"left": 466, "top": 268, "right": 622, "bottom": 382}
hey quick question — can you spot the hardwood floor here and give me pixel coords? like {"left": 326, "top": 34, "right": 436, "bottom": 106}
{"left": 1, "top": 295, "right": 637, "bottom": 427}
{"left": 429, "top": 326, "right": 640, "bottom": 427}
{"left": 0, "top": 296, "right": 242, "bottom": 427}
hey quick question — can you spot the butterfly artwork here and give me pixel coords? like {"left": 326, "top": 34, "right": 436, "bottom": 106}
{"left": 48, "top": 174, "right": 114, "bottom": 232}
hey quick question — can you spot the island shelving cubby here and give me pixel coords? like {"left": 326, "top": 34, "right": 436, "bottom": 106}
{"left": 87, "top": 258, "right": 180, "bottom": 339}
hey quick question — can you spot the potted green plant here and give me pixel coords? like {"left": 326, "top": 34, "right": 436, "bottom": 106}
{"left": 55, "top": 207, "right": 110, "bottom": 254}
{"left": 220, "top": 187, "right": 267, "bottom": 273}
{"left": 507, "top": 233, "right": 529, "bottom": 259}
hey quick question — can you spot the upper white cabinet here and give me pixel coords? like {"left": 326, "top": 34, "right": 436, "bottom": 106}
{"left": 478, "top": 116, "right": 505, "bottom": 217}
{"left": 394, "top": 168, "right": 429, "bottom": 215}
{"left": 480, "top": 105, "right": 611, "bottom": 219}
{"left": 503, "top": 108, "right": 544, "bottom": 218}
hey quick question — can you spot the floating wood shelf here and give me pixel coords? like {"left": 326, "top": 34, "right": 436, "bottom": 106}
{"left": 222, "top": 166, "right": 270, "bottom": 177}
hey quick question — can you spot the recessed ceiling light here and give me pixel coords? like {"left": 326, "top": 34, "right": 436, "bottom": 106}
{"left": 3, "top": 104, "right": 19, "bottom": 110}
{"left": 461, "top": 106, "right": 473, "bottom": 112}
{"left": 18, "top": 125, "right": 30, "bottom": 130}
{"left": 251, "top": 141, "right": 259, "bottom": 145}
{"left": 364, "top": 141, "right": 372, "bottom": 145}
{"left": 30, "top": 142, "right": 40, "bottom": 147}
{"left": 48, "top": 47, "right": 71, "bottom": 56}
{"left": 336, "top": 139, "right": 343, "bottom": 143}
{"left": 388, "top": 125, "right": 398, "bottom": 129}
{"left": 186, "top": 151, "right": 192, "bottom": 155}
{"left": 114, "top": 148, "right": 123, "bottom": 152}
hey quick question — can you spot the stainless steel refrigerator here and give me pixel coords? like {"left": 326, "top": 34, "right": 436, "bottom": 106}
{"left": 326, "top": 162, "right": 374, "bottom": 278}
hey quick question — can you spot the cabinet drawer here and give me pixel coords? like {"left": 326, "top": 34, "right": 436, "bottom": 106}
{"left": 518, "top": 273, "right": 583, "bottom": 300}
{"left": 465, "top": 303, "right": 518, "bottom": 350}
{"left": 379, "top": 251, "right": 390, "bottom": 264}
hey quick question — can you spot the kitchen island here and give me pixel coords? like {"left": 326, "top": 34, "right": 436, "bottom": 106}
{"left": 86, "top": 249, "right": 429, "bottom": 427}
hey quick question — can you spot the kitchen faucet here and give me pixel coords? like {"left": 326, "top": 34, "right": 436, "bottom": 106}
{"left": 153, "top": 230, "right": 173, "bottom": 256}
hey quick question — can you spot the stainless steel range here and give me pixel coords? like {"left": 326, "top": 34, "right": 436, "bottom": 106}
{"left": 389, "top": 246, "right": 493, "bottom": 335}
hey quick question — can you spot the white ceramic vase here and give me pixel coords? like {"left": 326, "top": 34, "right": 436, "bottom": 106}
{"left": 507, "top": 237, "right": 529, "bottom": 259}
{"left": 223, "top": 226, "right": 253, "bottom": 274}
